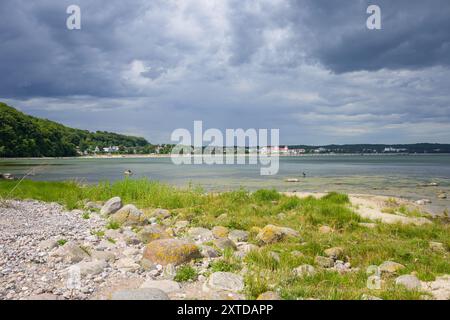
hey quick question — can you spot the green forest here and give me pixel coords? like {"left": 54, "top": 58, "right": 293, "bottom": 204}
{"left": 0, "top": 102, "right": 153, "bottom": 157}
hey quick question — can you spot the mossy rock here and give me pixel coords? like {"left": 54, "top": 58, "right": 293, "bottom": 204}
{"left": 138, "top": 225, "right": 172, "bottom": 243}
{"left": 212, "top": 226, "right": 229, "bottom": 238}
{"left": 142, "top": 239, "right": 201, "bottom": 266}
{"left": 256, "top": 224, "right": 299, "bottom": 245}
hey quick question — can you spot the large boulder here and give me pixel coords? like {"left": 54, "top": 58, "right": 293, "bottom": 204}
{"left": 138, "top": 225, "right": 172, "bottom": 243}
{"left": 142, "top": 239, "right": 201, "bottom": 266}
{"left": 110, "top": 204, "right": 144, "bottom": 226}
{"left": 395, "top": 275, "right": 421, "bottom": 291}
{"left": 256, "top": 225, "right": 299, "bottom": 245}
{"left": 205, "top": 272, "right": 244, "bottom": 292}
{"left": 100, "top": 197, "right": 122, "bottom": 215}
{"left": 111, "top": 288, "right": 169, "bottom": 300}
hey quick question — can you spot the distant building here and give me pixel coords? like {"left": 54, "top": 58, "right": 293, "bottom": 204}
{"left": 102, "top": 146, "right": 120, "bottom": 153}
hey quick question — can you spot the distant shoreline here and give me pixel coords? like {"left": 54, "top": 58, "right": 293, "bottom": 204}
{"left": 1, "top": 153, "right": 450, "bottom": 161}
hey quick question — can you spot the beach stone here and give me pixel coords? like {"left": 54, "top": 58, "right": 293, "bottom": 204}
{"left": 256, "top": 224, "right": 299, "bottom": 245}
{"left": 207, "top": 272, "right": 244, "bottom": 292}
{"left": 104, "top": 229, "right": 122, "bottom": 239}
{"left": 116, "top": 258, "right": 141, "bottom": 272}
{"left": 269, "top": 251, "right": 280, "bottom": 262}
{"left": 293, "top": 264, "right": 316, "bottom": 277}
{"left": 122, "top": 230, "right": 141, "bottom": 244}
{"left": 213, "top": 238, "right": 237, "bottom": 251}
{"left": 395, "top": 275, "right": 421, "bottom": 290}
{"left": 111, "top": 204, "right": 144, "bottom": 226}
{"left": 291, "top": 250, "right": 304, "bottom": 258}
{"left": 228, "top": 230, "right": 249, "bottom": 243}
{"left": 38, "top": 239, "right": 58, "bottom": 250}
{"left": 142, "top": 239, "right": 201, "bottom": 266}
{"left": 324, "top": 247, "right": 344, "bottom": 260}
{"left": 257, "top": 291, "right": 281, "bottom": 300}
{"left": 138, "top": 225, "right": 171, "bottom": 243}
{"left": 140, "top": 280, "right": 181, "bottom": 293}
{"left": 74, "top": 260, "right": 107, "bottom": 276}
{"left": 54, "top": 242, "right": 90, "bottom": 263}
{"left": 212, "top": 226, "right": 229, "bottom": 238}
{"left": 85, "top": 201, "right": 103, "bottom": 210}
{"left": 96, "top": 239, "right": 116, "bottom": 250}
{"left": 429, "top": 241, "right": 446, "bottom": 253}
{"left": 152, "top": 209, "right": 171, "bottom": 219}
{"left": 319, "top": 226, "right": 334, "bottom": 234}
{"left": 100, "top": 197, "right": 122, "bottom": 215}
{"left": 187, "top": 227, "right": 214, "bottom": 242}
{"left": 379, "top": 261, "right": 405, "bottom": 275}
{"left": 238, "top": 243, "right": 259, "bottom": 253}
{"left": 91, "top": 250, "right": 116, "bottom": 262}
{"left": 315, "top": 256, "right": 334, "bottom": 268}
{"left": 421, "top": 275, "right": 450, "bottom": 300}
{"left": 174, "top": 220, "right": 189, "bottom": 229}
{"left": 162, "top": 264, "right": 177, "bottom": 280}
{"left": 200, "top": 245, "right": 220, "bottom": 258}
{"left": 437, "top": 193, "right": 447, "bottom": 199}
{"left": 111, "top": 288, "right": 169, "bottom": 300}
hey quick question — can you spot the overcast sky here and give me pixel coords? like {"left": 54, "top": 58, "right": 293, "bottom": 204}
{"left": 1, "top": 0, "right": 450, "bottom": 144}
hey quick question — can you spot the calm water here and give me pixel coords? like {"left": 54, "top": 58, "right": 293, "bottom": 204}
{"left": 1, "top": 155, "right": 449, "bottom": 213}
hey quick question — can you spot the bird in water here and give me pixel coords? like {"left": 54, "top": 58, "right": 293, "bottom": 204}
{"left": 124, "top": 170, "right": 133, "bottom": 176}
{"left": 302, "top": 172, "right": 306, "bottom": 178}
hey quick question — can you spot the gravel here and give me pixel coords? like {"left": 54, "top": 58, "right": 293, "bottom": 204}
{"left": 0, "top": 200, "right": 108, "bottom": 300}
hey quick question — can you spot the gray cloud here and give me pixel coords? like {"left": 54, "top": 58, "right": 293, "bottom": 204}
{"left": 1, "top": 0, "right": 450, "bottom": 144}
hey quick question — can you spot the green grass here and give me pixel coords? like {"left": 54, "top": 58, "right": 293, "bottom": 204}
{"left": 57, "top": 239, "right": 67, "bottom": 246}
{"left": 174, "top": 265, "right": 198, "bottom": 282}
{"left": 210, "top": 248, "right": 242, "bottom": 273}
{"left": 0, "top": 178, "right": 449, "bottom": 300}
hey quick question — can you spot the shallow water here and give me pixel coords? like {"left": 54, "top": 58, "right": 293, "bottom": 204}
{"left": 1, "top": 154, "right": 449, "bottom": 214}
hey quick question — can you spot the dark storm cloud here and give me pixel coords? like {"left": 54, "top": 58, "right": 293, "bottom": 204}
{"left": 294, "top": 0, "right": 450, "bottom": 73}
{"left": 1, "top": 0, "right": 450, "bottom": 144}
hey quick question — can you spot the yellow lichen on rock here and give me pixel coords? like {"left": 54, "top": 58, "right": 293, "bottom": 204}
{"left": 142, "top": 239, "right": 201, "bottom": 265}
{"left": 212, "top": 226, "right": 229, "bottom": 238}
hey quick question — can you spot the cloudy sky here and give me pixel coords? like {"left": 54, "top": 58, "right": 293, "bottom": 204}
{"left": 1, "top": 0, "right": 450, "bottom": 144}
